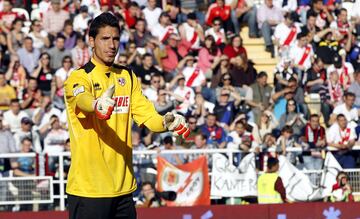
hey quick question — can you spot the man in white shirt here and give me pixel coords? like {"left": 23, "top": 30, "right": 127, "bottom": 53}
{"left": 3, "top": 99, "right": 29, "bottom": 133}
{"left": 179, "top": 56, "right": 206, "bottom": 88}
{"left": 172, "top": 75, "right": 195, "bottom": 115}
{"left": 326, "top": 114, "right": 356, "bottom": 168}
{"left": 142, "top": 0, "right": 162, "bottom": 32}
{"left": 151, "top": 12, "right": 178, "bottom": 43}
{"left": 73, "top": 5, "right": 91, "bottom": 35}
{"left": 13, "top": 117, "right": 42, "bottom": 153}
{"left": 326, "top": 54, "right": 354, "bottom": 90}
{"left": 143, "top": 73, "right": 162, "bottom": 103}
{"left": 330, "top": 92, "right": 358, "bottom": 128}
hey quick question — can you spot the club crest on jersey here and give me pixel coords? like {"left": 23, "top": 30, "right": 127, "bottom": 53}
{"left": 118, "top": 77, "right": 126, "bottom": 86}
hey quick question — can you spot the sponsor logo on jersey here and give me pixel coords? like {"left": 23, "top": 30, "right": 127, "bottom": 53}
{"left": 73, "top": 86, "right": 85, "bottom": 96}
{"left": 113, "top": 96, "right": 130, "bottom": 113}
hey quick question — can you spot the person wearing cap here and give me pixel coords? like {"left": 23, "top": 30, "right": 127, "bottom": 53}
{"left": 151, "top": 12, "right": 179, "bottom": 43}
{"left": 43, "top": 0, "right": 70, "bottom": 37}
{"left": 73, "top": 5, "right": 91, "bottom": 35}
{"left": 274, "top": 11, "right": 301, "bottom": 57}
{"left": 179, "top": 12, "right": 204, "bottom": 51}
{"left": 326, "top": 53, "right": 354, "bottom": 90}
{"left": 13, "top": 117, "right": 42, "bottom": 153}
{"left": 142, "top": 0, "right": 162, "bottom": 32}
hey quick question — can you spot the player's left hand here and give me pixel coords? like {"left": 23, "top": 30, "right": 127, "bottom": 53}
{"left": 163, "top": 112, "right": 190, "bottom": 139}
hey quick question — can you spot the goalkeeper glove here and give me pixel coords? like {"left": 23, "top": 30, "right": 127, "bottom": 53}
{"left": 94, "top": 84, "right": 115, "bottom": 120}
{"left": 163, "top": 112, "right": 190, "bottom": 138}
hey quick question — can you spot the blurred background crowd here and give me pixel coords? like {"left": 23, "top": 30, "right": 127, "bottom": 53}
{"left": 0, "top": 0, "right": 360, "bottom": 209}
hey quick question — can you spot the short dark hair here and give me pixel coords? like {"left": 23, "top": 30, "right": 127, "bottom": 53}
{"left": 257, "top": 71, "right": 268, "bottom": 79}
{"left": 310, "top": 114, "right": 319, "bottom": 119}
{"left": 21, "top": 136, "right": 32, "bottom": 144}
{"left": 141, "top": 181, "right": 154, "bottom": 189}
{"left": 24, "top": 36, "right": 33, "bottom": 42}
{"left": 336, "top": 114, "right": 346, "bottom": 120}
{"left": 281, "top": 125, "right": 293, "bottom": 134}
{"left": 344, "top": 91, "right": 355, "bottom": 98}
{"left": 163, "top": 136, "right": 173, "bottom": 145}
{"left": 267, "top": 157, "right": 279, "bottom": 169}
{"left": 10, "top": 98, "right": 19, "bottom": 104}
{"left": 89, "top": 12, "right": 120, "bottom": 39}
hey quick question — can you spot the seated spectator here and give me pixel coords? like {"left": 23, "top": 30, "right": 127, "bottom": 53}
{"left": 231, "top": 0, "right": 258, "bottom": 38}
{"left": 231, "top": 112, "right": 262, "bottom": 144}
{"left": 330, "top": 171, "right": 354, "bottom": 202}
{"left": 47, "top": 35, "right": 71, "bottom": 70}
{"left": 330, "top": 92, "right": 358, "bottom": 128}
{"left": 31, "top": 52, "right": 56, "bottom": 97}
{"left": 274, "top": 12, "right": 301, "bottom": 57}
{"left": 54, "top": 56, "right": 74, "bottom": 110}
{"left": 223, "top": 35, "right": 247, "bottom": 63}
{"left": 227, "top": 120, "right": 256, "bottom": 153}
{"left": 273, "top": 0, "right": 297, "bottom": 12}
{"left": 143, "top": 73, "right": 163, "bottom": 103}
{"left": 71, "top": 36, "right": 90, "bottom": 69}
{"left": 5, "top": 55, "right": 26, "bottom": 92}
{"left": 11, "top": 137, "right": 35, "bottom": 177}
{"left": 28, "top": 20, "right": 50, "bottom": 50}
{"left": 3, "top": 99, "right": 28, "bottom": 133}
{"left": 142, "top": 0, "right": 162, "bottom": 33}
{"left": 330, "top": 8, "right": 350, "bottom": 47}
{"left": 151, "top": 12, "right": 178, "bottom": 43}
{"left": 300, "top": 114, "right": 326, "bottom": 170}
{"left": 0, "top": 113, "right": 17, "bottom": 154}
{"left": 278, "top": 98, "right": 307, "bottom": 140}
{"left": 187, "top": 133, "right": 214, "bottom": 168}
{"left": 229, "top": 55, "right": 257, "bottom": 87}
{"left": 256, "top": 0, "right": 284, "bottom": 57}
{"left": 214, "top": 88, "right": 242, "bottom": 130}
{"left": 0, "top": 72, "right": 17, "bottom": 111}
{"left": 20, "top": 77, "right": 43, "bottom": 111}
{"left": 0, "top": 0, "right": 24, "bottom": 33}
{"left": 348, "top": 69, "right": 360, "bottom": 108}
{"left": 136, "top": 182, "right": 163, "bottom": 207}
{"left": 306, "top": 0, "right": 334, "bottom": 30}
{"left": 197, "top": 35, "right": 221, "bottom": 78}
{"left": 188, "top": 92, "right": 215, "bottom": 124}
{"left": 210, "top": 55, "right": 230, "bottom": 88}
{"left": 13, "top": 117, "right": 41, "bottom": 153}
{"left": 177, "top": 55, "right": 206, "bottom": 88}
{"left": 17, "top": 37, "right": 40, "bottom": 74}
{"left": 327, "top": 54, "right": 354, "bottom": 90}
{"left": 347, "top": 30, "right": 360, "bottom": 71}
{"left": 58, "top": 19, "right": 79, "bottom": 50}
{"left": 215, "top": 73, "right": 245, "bottom": 103}
{"left": 179, "top": 12, "right": 204, "bottom": 52}
{"left": 248, "top": 72, "right": 273, "bottom": 124}
{"left": 6, "top": 18, "right": 25, "bottom": 56}
{"left": 276, "top": 125, "right": 301, "bottom": 165}
{"left": 205, "top": 18, "right": 226, "bottom": 49}
{"left": 133, "top": 53, "right": 163, "bottom": 86}
{"left": 327, "top": 70, "right": 344, "bottom": 108}
{"left": 175, "top": 115, "right": 201, "bottom": 149}
{"left": 258, "top": 110, "right": 278, "bottom": 142}
{"left": 200, "top": 113, "right": 226, "bottom": 148}
{"left": 154, "top": 89, "right": 181, "bottom": 115}
{"left": 205, "top": 0, "right": 234, "bottom": 34}
{"left": 304, "top": 57, "right": 327, "bottom": 94}
{"left": 302, "top": 11, "right": 319, "bottom": 42}
{"left": 169, "top": 74, "right": 195, "bottom": 115}
{"left": 122, "top": 2, "right": 141, "bottom": 29}
{"left": 131, "top": 19, "right": 152, "bottom": 48}
{"left": 158, "top": 136, "right": 185, "bottom": 165}
{"left": 327, "top": 114, "right": 356, "bottom": 168}
{"left": 273, "top": 57, "right": 296, "bottom": 92}
{"left": 73, "top": 5, "right": 91, "bottom": 35}
{"left": 43, "top": 0, "right": 70, "bottom": 37}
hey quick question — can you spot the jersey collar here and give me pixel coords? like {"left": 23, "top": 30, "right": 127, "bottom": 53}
{"left": 91, "top": 57, "right": 113, "bottom": 72}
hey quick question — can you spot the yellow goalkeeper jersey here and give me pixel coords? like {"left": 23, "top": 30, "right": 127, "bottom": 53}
{"left": 64, "top": 58, "right": 165, "bottom": 198}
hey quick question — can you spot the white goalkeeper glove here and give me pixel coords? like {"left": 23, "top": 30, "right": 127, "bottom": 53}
{"left": 163, "top": 112, "right": 190, "bottom": 138}
{"left": 94, "top": 84, "right": 115, "bottom": 120}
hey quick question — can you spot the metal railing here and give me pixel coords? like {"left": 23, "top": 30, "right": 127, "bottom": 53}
{"left": 0, "top": 147, "right": 359, "bottom": 211}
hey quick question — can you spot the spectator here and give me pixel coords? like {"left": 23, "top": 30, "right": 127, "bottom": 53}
{"left": 276, "top": 125, "right": 300, "bottom": 165}
{"left": 314, "top": 28, "right": 341, "bottom": 65}
{"left": 169, "top": 74, "right": 195, "bottom": 115}
{"left": 210, "top": 55, "right": 230, "bottom": 88}
{"left": 273, "top": 0, "right": 297, "bottom": 12}
{"left": 123, "top": 1, "right": 141, "bottom": 29}
{"left": 11, "top": 137, "right": 35, "bottom": 177}
{"left": 302, "top": 11, "right": 319, "bottom": 42}
{"left": 54, "top": 56, "right": 74, "bottom": 110}
{"left": 175, "top": 115, "right": 201, "bottom": 149}
{"left": 327, "top": 70, "right": 344, "bottom": 108}
{"left": 32, "top": 96, "right": 62, "bottom": 135}
{"left": 214, "top": 88, "right": 242, "bottom": 130}
{"left": 0, "top": 0, "right": 23, "bottom": 33}
{"left": 136, "top": 182, "right": 163, "bottom": 207}
{"left": 73, "top": 5, "right": 91, "bottom": 35}
{"left": 205, "top": 18, "right": 226, "bottom": 48}
{"left": 6, "top": 18, "right": 25, "bottom": 56}
{"left": 151, "top": 12, "right": 178, "bottom": 43}
{"left": 205, "top": 0, "right": 234, "bottom": 34}
{"left": 20, "top": 77, "right": 42, "bottom": 111}
{"left": 58, "top": 19, "right": 78, "bottom": 50}
{"left": 248, "top": 71, "right": 273, "bottom": 123}
{"left": 200, "top": 113, "right": 226, "bottom": 148}
{"left": 258, "top": 110, "right": 278, "bottom": 142}
{"left": 300, "top": 114, "right": 326, "bottom": 170}
{"left": 273, "top": 57, "right": 296, "bottom": 92}
{"left": 13, "top": 117, "right": 41, "bottom": 153}
{"left": 133, "top": 53, "right": 162, "bottom": 86}
{"left": 188, "top": 92, "right": 215, "bottom": 123}
{"left": 223, "top": 35, "right": 247, "bottom": 63}
{"left": 306, "top": 0, "right": 333, "bottom": 30}
{"left": 47, "top": 35, "right": 71, "bottom": 70}
{"left": 257, "top": 157, "right": 289, "bottom": 203}
{"left": 327, "top": 54, "right": 354, "bottom": 90}
{"left": 131, "top": 19, "right": 152, "bottom": 48}
{"left": 348, "top": 70, "right": 360, "bottom": 108}
{"left": 231, "top": 0, "right": 258, "bottom": 38}
{"left": 43, "top": 0, "right": 70, "bottom": 37}
{"left": 177, "top": 55, "right": 206, "bottom": 88}
{"left": 28, "top": 20, "right": 50, "bottom": 50}
{"left": 330, "top": 171, "right": 354, "bottom": 202}
{"left": 17, "top": 37, "right": 40, "bottom": 74}
{"left": 0, "top": 113, "right": 17, "bottom": 171}
{"left": 229, "top": 55, "right": 257, "bottom": 87}
{"left": 0, "top": 72, "right": 17, "bottom": 111}
{"left": 327, "top": 114, "right": 356, "bottom": 168}
{"left": 257, "top": 0, "right": 284, "bottom": 57}
{"left": 330, "top": 8, "right": 350, "bottom": 46}
{"left": 197, "top": 35, "right": 221, "bottom": 77}
{"left": 31, "top": 52, "right": 56, "bottom": 97}
{"left": 215, "top": 73, "right": 244, "bottom": 102}
{"left": 330, "top": 92, "right": 358, "bottom": 128}
{"left": 154, "top": 89, "right": 180, "bottom": 115}
{"left": 227, "top": 120, "right": 255, "bottom": 155}
{"left": 188, "top": 133, "right": 214, "bottom": 167}
{"left": 71, "top": 36, "right": 90, "bottom": 69}
{"left": 274, "top": 12, "right": 301, "bottom": 57}
{"left": 158, "top": 136, "right": 185, "bottom": 165}
{"left": 3, "top": 99, "right": 28, "bottom": 133}
{"left": 179, "top": 12, "right": 204, "bottom": 51}
{"left": 5, "top": 55, "right": 26, "bottom": 92}
{"left": 143, "top": 73, "right": 163, "bottom": 103}
{"left": 278, "top": 98, "right": 307, "bottom": 140}
{"left": 142, "top": 0, "right": 162, "bottom": 32}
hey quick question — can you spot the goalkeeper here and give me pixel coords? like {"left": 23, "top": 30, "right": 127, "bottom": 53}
{"left": 64, "top": 12, "right": 189, "bottom": 219}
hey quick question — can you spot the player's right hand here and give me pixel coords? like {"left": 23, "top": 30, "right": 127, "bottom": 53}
{"left": 94, "top": 84, "right": 115, "bottom": 120}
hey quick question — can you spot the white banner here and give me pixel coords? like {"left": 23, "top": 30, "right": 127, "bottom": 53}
{"left": 320, "top": 152, "right": 343, "bottom": 197}
{"left": 211, "top": 153, "right": 257, "bottom": 197}
{"left": 278, "top": 155, "right": 323, "bottom": 201}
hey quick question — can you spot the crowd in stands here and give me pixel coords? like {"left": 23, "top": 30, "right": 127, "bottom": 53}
{"left": 0, "top": 0, "right": 360, "bottom": 208}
